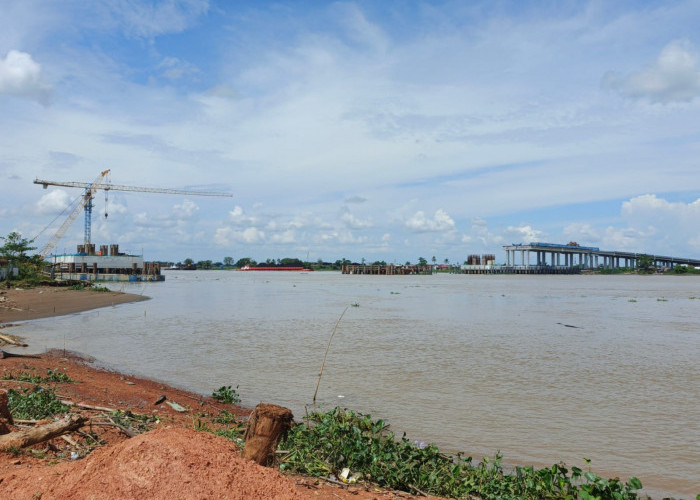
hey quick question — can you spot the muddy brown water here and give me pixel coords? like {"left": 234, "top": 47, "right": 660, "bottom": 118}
{"left": 11, "top": 272, "right": 700, "bottom": 499}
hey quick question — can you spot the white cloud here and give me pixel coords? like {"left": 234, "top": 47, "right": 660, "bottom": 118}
{"left": 404, "top": 209, "right": 455, "bottom": 232}
{"left": 603, "top": 40, "right": 700, "bottom": 103}
{"left": 270, "top": 230, "right": 296, "bottom": 244}
{"left": 214, "top": 226, "right": 265, "bottom": 245}
{"left": 34, "top": 190, "right": 71, "bottom": 215}
{"left": 157, "top": 56, "right": 199, "bottom": 80}
{"left": 562, "top": 223, "right": 601, "bottom": 244}
{"left": 228, "top": 206, "right": 258, "bottom": 226}
{"left": 0, "top": 50, "right": 51, "bottom": 105}
{"left": 237, "top": 227, "right": 265, "bottom": 244}
{"left": 340, "top": 207, "right": 372, "bottom": 229}
{"left": 111, "top": 0, "right": 210, "bottom": 39}
{"left": 503, "top": 224, "right": 546, "bottom": 244}
{"left": 172, "top": 199, "right": 199, "bottom": 219}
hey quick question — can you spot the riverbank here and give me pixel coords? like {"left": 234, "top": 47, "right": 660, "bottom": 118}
{"left": 0, "top": 286, "right": 149, "bottom": 325}
{"left": 0, "top": 350, "right": 442, "bottom": 499}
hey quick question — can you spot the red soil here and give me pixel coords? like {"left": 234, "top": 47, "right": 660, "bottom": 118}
{"left": 0, "top": 351, "right": 446, "bottom": 500}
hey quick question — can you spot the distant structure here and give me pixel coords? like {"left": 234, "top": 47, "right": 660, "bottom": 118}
{"left": 49, "top": 243, "right": 163, "bottom": 282}
{"left": 501, "top": 242, "right": 700, "bottom": 272}
{"left": 342, "top": 264, "right": 431, "bottom": 275}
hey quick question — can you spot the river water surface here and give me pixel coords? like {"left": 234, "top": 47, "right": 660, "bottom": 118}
{"left": 13, "top": 272, "right": 700, "bottom": 498}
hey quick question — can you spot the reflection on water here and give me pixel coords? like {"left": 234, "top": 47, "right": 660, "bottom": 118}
{"left": 14, "top": 272, "right": 700, "bottom": 498}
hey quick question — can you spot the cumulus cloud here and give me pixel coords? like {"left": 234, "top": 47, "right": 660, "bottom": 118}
{"left": 228, "top": 205, "right": 258, "bottom": 226}
{"left": 603, "top": 40, "right": 700, "bottom": 103}
{"left": 340, "top": 207, "right": 372, "bottom": 229}
{"left": 404, "top": 209, "right": 455, "bottom": 232}
{"left": 214, "top": 226, "right": 265, "bottom": 245}
{"left": 172, "top": 199, "right": 199, "bottom": 219}
{"left": 562, "top": 223, "right": 601, "bottom": 244}
{"left": 270, "top": 230, "right": 296, "bottom": 244}
{"left": 503, "top": 224, "right": 546, "bottom": 244}
{"left": 35, "top": 190, "right": 71, "bottom": 215}
{"left": 0, "top": 50, "right": 51, "bottom": 105}
{"left": 619, "top": 194, "right": 700, "bottom": 251}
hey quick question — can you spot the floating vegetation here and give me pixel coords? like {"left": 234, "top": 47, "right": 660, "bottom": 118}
{"left": 628, "top": 299, "right": 637, "bottom": 303}
{"left": 657, "top": 297, "right": 668, "bottom": 302}
{"left": 211, "top": 385, "right": 240, "bottom": 404}
{"left": 280, "top": 408, "right": 654, "bottom": 500}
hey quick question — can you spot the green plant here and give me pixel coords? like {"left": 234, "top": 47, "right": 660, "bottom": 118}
{"left": 279, "top": 407, "right": 656, "bottom": 500}
{"left": 90, "top": 285, "right": 111, "bottom": 292}
{"left": 213, "top": 410, "right": 238, "bottom": 424}
{"left": 68, "top": 284, "right": 85, "bottom": 290}
{"left": 211, "top": 385, "right": 240, "bottom": 404}
{"left": 8, "top": 386, "right": 70, "bottom": 420}
{"left": 1, "top": 368, "right": 74, "bottom": 384}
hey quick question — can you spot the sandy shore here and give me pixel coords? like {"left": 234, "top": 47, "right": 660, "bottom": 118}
{"left": 0, "top": 286, "right": 148, "bottom": 325}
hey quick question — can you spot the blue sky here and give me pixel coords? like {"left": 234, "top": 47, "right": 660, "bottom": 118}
{"left": 1, "top": 0, "right": 699, "bottom": 264}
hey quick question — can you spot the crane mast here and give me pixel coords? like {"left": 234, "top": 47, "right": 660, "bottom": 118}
{"left": 34, "top": 171, "right": 232, "bottom": 257}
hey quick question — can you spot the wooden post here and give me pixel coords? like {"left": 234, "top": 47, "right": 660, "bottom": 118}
{"left": 0, "top": 390, "right": 13, "bottom": 435}
{"left": 242, "top": 403, "right": 293, "bottom": 466}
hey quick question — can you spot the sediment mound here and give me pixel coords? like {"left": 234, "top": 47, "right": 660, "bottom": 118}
{"left": 0, "top": 427, "right": 307, "bottom": 500}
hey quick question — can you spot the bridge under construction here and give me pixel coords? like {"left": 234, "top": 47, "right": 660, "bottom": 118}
{"left": 500, "top": 242, "right": 700, "bottom": 272}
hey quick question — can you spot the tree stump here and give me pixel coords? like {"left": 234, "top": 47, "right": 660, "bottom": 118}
{"left": 0, "top": 390, "right": 14, "bottom": 435}
{"left": 242, "top": 403, "right": 293, "bottom": 466}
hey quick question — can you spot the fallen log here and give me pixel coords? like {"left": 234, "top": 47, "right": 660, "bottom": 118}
{"left": 0, "top": 414, "right": 87, "bottom": 450}
{"left": 242, "top": 403, "right": 293, "bottom": 466}
{"left": 0, "top": 350, "right": 40, "bottom": 360}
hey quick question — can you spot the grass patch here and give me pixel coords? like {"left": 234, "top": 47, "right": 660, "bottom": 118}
{"left": 1, "top": 368, "right": 74, "bottom": 384}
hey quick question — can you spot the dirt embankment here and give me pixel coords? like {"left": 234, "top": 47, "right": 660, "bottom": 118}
{"left": 0, "top": 351, "right": 444, "bottom": 500}
{"left": 0, "top": 286, "right": 148, "bottom": 325}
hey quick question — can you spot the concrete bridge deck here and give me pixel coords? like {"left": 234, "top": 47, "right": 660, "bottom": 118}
{"left": 503, "top": 242, "right": 700, "bottom": 270}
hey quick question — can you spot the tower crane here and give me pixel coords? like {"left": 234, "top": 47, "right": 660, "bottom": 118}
{"left": 34, "top": 169, "right": 232, "bottom": 257}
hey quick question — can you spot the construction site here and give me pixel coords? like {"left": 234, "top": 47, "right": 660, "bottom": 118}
{"left": 33, "top": 170, "right": 231, "bottom": 283}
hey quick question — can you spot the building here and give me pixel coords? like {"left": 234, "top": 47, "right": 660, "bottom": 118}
{"left": 49, "top": 243, "right": 164, "bottom": 282}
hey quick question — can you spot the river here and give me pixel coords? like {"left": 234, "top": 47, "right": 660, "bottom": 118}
{"left": 13, "top": 271, "right": 700, "bottom": 498}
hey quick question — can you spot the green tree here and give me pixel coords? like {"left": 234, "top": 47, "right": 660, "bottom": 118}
{"left": 235, "top": 257, "right": 256, "bottom": 268}
{"left": 418, "top": 257, "right": 428, "bottom": 266}
{"left": 637, "top": 254, "right": 655, "bottom": 273}
{"left": 1, "top": 232, "right": 41, "bottom": 282}
{"left": 0, "top": 232, "right": 36, "bottom": 261}
{"left": 431, "top": 256, "right": 437, "bottom": 265}
{"left": 223, "top": 256, "right": 234, "bottom": 267}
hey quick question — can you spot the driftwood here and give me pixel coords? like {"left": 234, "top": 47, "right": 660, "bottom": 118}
{"left": 242, "top": 403, "right": 294, "bottom": 466}
{"left": 60, "top": 400, "right": 117, "bottom": 412}
{"left": 0, "top": 350, "right": 40, "bottom": 359}
{"left": 0, "top": 414, "right": 87, "bottom": 450}
{"left": 0, "top": 334, "right": 28, "bottom": 347}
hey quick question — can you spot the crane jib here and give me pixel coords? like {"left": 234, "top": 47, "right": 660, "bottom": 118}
{"left": 33, "top": 172, "right": 232, "bottom": 257}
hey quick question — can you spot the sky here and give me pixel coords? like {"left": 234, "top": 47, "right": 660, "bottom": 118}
{"left": 1, "top": 0, "right": 699, "bottom": 265}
